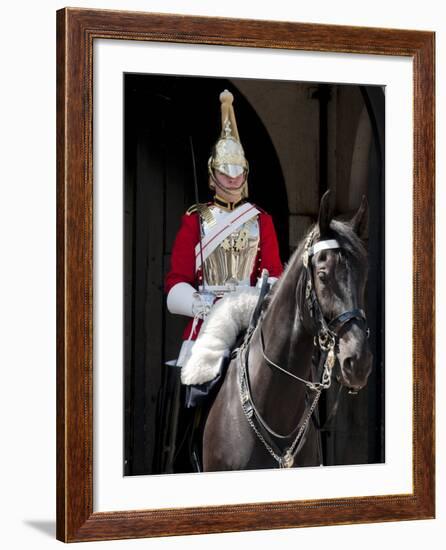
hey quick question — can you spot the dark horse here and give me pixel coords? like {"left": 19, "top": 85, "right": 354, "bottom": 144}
{"left": 202, "top": 191, "right": 373, "bottom": 471}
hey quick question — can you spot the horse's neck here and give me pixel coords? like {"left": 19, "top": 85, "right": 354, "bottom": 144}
{"left": 247, "top": 268, "right": 314, "bottom": 432}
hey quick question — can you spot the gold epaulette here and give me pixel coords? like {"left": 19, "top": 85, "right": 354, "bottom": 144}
{"left": 185, "top": 203, "right": 216, "bottom": 228}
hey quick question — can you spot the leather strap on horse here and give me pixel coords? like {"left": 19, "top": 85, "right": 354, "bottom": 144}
{"left": 248, "top": 269, "right": 270, "bottom": 332}
{"left": 238, "top": 342, "right": 321, "bottom": 468}
{"left": 238, "top": 346, "right": 284, "bottom": 459}
{"left": 328, "top": 308, "right": 368, "bottom": 335}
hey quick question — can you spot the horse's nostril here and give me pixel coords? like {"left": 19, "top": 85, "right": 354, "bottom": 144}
{"left": 343, "top": 357, "right": 354, "bottom": 375}
{"left": 341, "top": 352, "right": 372, "bottom": 391}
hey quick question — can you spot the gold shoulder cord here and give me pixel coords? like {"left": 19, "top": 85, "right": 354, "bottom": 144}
{"left": 186, "top": 203, "right": 199, "bottom": 216}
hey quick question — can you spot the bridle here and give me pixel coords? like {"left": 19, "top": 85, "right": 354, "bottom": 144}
{"left": 238, "top": 228, "right": 370, "bottom": 468}
{"left": 301, "top": 230, "right": 369, "bottom": 364}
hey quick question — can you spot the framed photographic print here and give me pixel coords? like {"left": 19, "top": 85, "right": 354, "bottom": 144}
{"left": 56, "top": 8, "right": 435, "bottom": 542}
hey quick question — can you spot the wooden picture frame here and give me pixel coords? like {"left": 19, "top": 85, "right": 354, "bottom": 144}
{"left": 56, "top": 7, "right": 435, "bottom": 542}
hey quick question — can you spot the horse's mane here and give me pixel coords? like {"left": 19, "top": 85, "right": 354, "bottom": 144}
{"left": 262, "top": 218, "right": 367, "bottom": 313}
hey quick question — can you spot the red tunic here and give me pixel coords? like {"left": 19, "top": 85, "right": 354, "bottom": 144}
{"left": 165, "top": 207, "right": 283, "bottom": 339}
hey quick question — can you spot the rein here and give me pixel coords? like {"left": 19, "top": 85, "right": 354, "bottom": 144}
{"left": 237, "top": 229, "right": 369, "bottom": 469}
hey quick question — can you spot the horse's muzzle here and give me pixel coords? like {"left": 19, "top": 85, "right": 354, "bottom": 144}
{"left": 338, "top": 350, "right": 373, "bottom": 391}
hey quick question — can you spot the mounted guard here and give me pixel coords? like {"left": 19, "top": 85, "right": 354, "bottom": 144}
{"left": 165, "top": 90, "right": 283, "bottom": 396}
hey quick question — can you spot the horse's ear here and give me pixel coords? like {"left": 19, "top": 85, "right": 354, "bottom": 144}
{"left": 318, "top": 190, "right": 334, "bottom": 237}
{"left": 350, "top": 195, "right": 369, "bottom": 238}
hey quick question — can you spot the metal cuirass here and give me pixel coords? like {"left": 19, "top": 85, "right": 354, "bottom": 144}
{"left": 199, "top": 204, "right": 260, "bottom": 292}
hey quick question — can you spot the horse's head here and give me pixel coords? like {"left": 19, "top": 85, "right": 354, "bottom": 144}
{"left": 309, "top": 191, "right": 373, "bottom": 392}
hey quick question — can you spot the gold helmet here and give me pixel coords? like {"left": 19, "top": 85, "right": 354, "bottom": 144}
{"left": 208, "top": 90, "right": 249, "bottom": 197}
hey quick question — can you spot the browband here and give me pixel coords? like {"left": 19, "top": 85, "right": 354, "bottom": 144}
{"left": 308, "top": 239, "right": 340, "bottom": 257}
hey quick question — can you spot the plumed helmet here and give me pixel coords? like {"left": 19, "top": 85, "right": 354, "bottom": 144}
{"left": 208, "top": 90, "right": 249, "bottom": 195}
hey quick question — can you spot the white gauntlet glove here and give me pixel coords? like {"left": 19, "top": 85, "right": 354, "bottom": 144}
{"left": 167, "top": 282, "right": 215, "bottom": 318}
{"left": 192, "top": 291, "right": 215, "bottom": 319}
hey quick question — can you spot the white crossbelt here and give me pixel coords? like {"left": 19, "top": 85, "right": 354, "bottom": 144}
{"left": 195, "top": 202, "right": 260, "bottom": 270}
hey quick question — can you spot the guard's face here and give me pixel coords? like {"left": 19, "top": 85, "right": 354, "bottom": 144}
{"left": 214, "top": 170, "right": 245, "bottom": 193}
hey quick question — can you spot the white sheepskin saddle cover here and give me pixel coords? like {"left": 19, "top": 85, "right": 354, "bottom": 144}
{"left": 181, "top": 287, "right": 260, "bottom": 385}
